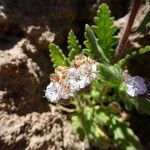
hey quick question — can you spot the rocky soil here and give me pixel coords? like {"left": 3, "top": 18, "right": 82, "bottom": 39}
{"left": 1, "top": 0, "right": 149, "bottom": 150}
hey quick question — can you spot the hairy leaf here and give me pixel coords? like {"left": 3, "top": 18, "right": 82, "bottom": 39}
{"left": 92, "top": 3, "right": 118, "bottom": 62}
{"left": 99, "top": 64, "right": 123, "bottom": 87}
{"left": 49, "top": 44, "right": 69, "bottom": 67}
{"left": 67, "top": 30, "right": 82, "bottom": 61}
{"left": 83, "top": 24, "right": 110, "bottom": 63}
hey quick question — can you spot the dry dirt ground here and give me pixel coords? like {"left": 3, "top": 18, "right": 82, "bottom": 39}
{"left": 0, "top": 0, "right": 149, "bottom": 150}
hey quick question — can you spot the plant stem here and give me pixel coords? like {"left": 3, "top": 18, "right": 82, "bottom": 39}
{"left": 56, "top": 104, "right": 76, "bottom": 113}
{"left": 73, "top": 94, "right": 82, "bottom": 111}
{"left": 113, "top": 0, "right": 141, "bottom": 63}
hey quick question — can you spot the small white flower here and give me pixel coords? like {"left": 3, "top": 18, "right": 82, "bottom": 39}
{"left": 125, "top": 76, "right": 147, "bottom": 97}
{"left": 45, "top": 82, "right": 61, "bottom": 103}
{"left": 60, "top": 81, "right": 74, "bottom": 99}
{"left": 64, "top": 77, "right": 80, "bottom": 91}
{"left": 79, "top": 63, "right": 98, "bottom": 81}
{"left": 77, "top": 68, "right": 91, "bottom": 88}
{"left": 45, "top": 55, "right": 99, "bottom": 103}
{"left": 67, "top": 67, "right": 90, "bottom": 90}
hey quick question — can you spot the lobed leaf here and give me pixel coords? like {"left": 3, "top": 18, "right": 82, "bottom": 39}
{"left": 118, "top": 46, "right": 150, "bottom": 67}
{"left": 67, "top": 30, "right": 82, "bottom": 61}
{"left": 108, "top": 115, "right": 142, "bottom": 150}
{"left": 92, "top": 3, "right": 118, "bottom": 62}
{"left": 95, "top": 107, "right": 142, "bottom": 150}
{"left": 49, "top": 43, "right": 69, "bottom": 68}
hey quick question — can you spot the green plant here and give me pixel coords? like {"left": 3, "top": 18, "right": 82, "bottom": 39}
{"left": 46, "top": 2, "right": 150, "bottom": 150}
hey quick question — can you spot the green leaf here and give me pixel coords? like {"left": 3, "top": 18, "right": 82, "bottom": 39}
{"left": 72, "top": 107, "right": 112, "bottom": 149}
{"left": 73, "top": 106, "right": 142, "bottom": 149}
{"left": 92, "top": 3, "right": 118, "bottom": 62}
{"left": 94, "top": 107, "right": 110, "bottom": 125}
{"left": 84, "top": 107, "right": 94, "bottom": 120}
{"left": 138, "top": 45, "right": 150, "bottom": 54}
{"left": 72, "top": 114, "right": 85, "bottom": 140}
{"left": 83, "top": 107, "right": 111, "bottom": 148}
{"left": 49, "top": 43, "right": 69, "bottom": 68}
{"left": 72, "top": 115, "right": 81, "bottom": 130}
{"left": 83, "top": 24, "right": 110, "bottom": 63}
{"left": 109, "top": 115, "right": 142, "bottom": 150}
{"left": 67, "top": 30, "right": 82, "bottom": 61}
{"left": 95, "top": 107, "right": 142, "bottom": 150}
{"left": 118, "top": 45, "right": 150, "bottom": 68}
{"left": 133, "top": 98, "right": 150, "bottom": 116}
{"left": 99, "top": 64, "right": 123, "bottom": 87}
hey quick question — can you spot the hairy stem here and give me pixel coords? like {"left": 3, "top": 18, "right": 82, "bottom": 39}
{"left": 113, "top": 0, "right": 141, "bottom": 63}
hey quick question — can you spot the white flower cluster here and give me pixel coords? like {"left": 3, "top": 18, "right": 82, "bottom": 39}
{"left": 45, "top": 54, "right": 99, "bottom": 103}
{"left": 125, "top": 76, "right": 147, "bottom": 97}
